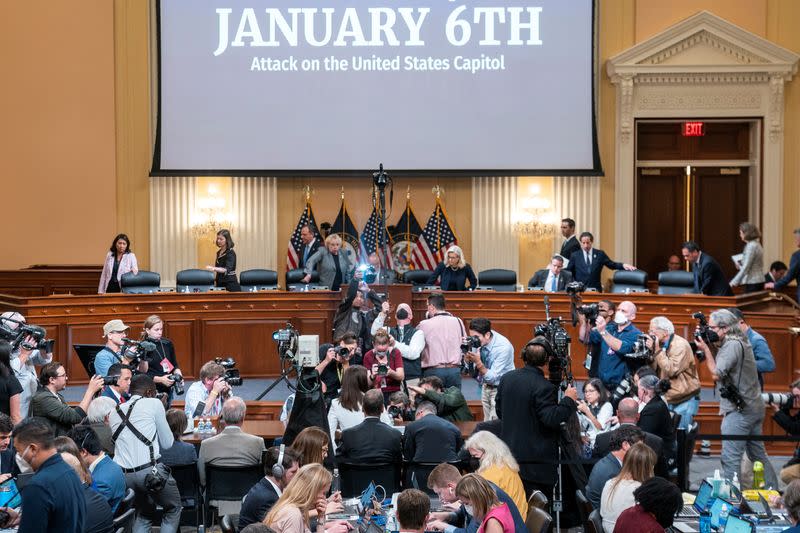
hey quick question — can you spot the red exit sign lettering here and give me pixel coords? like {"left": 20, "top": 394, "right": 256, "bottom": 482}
{"left": 682, "top": 122, "right": 705, "bottom": 136}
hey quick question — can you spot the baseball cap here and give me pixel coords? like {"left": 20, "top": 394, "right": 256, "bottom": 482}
{"left": 103, "top": 319, "right": 130, "bottom": 337}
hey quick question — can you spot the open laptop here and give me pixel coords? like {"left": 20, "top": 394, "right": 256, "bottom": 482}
{"left": 724, "top": 514, "right": 756, "bottom": 533}
{"left": 677, "top": 479, "right": 714, "bottom": 518}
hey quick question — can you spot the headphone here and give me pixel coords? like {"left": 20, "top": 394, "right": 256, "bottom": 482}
{"left": 271, "top": 444, "right": 286, "bottom": 479}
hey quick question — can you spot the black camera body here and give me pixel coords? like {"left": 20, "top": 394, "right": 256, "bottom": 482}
{"left": 576, "top": 303, "right": 600, "bottom": 325}
{"left": 337, "top": 346, "right": 351, "bottom": 358}
{"left": 272, "top": 322, "right": 299, "bottom": 360}
{"left": 689, "top": 312, "right": 719, "bottom": 362}
{"left": 215, "top": 356, "right": 243, "bottom": 386}
{"left": 0, "top": 318, "right": 54, "bottom": 353}
{"left": 459, "top": 335, "right": 481, "bottom": 375}
{"left": 565, "top": 281, "right": 586, "bottom": 295}
{"left": 103, "top": 375, "right": 119, "bottom": 387}
{"left": 627, "top": 334, "right": 656, "bottom": 362}
{"left": 534, "top": 317, "right": 573, "bottom": 389}
{"left": 719, "top": 378, "right": 746, "bottom": 411}
{"left": 167, "top": 373, "right": 185, "bottom": 395}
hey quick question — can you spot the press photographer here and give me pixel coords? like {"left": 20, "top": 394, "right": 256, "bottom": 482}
{"left": 184, "top": 360, "right": 231, "bottom": 418}
{"left": 316, "top": 333, "right": 359, "bottom": 402}
{"left": 579, "top": 301, "right": 641, "bottom": 393}
{"left": 30, "top": 362, "right": 104, "bottom": 436}
{"left": 139, "top": 315, "right": 184, "bottom": 404}
{"left": 694, "top": 309, "right": 779, "bottom": 488}
{"left": 94, "top": 319, "right": 149, "bottom": 377}
{"left": 646, "top": 316, "right": 701, "bottom": 430}
{"left": 769, "top": 379, "right": 800, "bottom": 484}
{"left": 363, "top": 329, "right": 404, "bottom": 403}
{"left": 1, "top": 311, "right": 54, "bottom": 419}
{"left": 574, "top": 298, "right": 615, "bottom": 379}
{"left": 462, "top": 317, "right": 515, "bottom": 421}
{"left": 387, "top": 391, "right": 415, "bottom": 423}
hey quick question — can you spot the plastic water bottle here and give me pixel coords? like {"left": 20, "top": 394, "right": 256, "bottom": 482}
{"left": 332, "top": 468, "right": 340, "bottom": 494}
{"left": 304, "top": 283, "right": 309, "bottom": 292}
{"left": 732, "top": 472, "right": 740, "bottom": 491}
{"left": 719, "top": 503, "right": 729, "bottom": 531}
{"left": 698, "top": 511, "right": 711, "bottom": 533}
{"left": 753, "top": 461, "right": 765, "bottom": 489}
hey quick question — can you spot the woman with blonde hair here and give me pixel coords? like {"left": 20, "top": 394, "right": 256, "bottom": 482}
{"left": 264, "top": 464, "right": 350, "bottom": 533}
{"left": 464, "top": 431, "right": 528, "bottom": 517}
{"left": 600, "top": 441, "right": 657, "bottom": 533}
{"left": 730, "top": 221, "right": 764, "bottom": 293}
{"left": 455, "top": 474, "right": 515, "bottom": 533}
{"left": 302, "top": 233, "right": 355, "bottom": 291}
{"left": 290, "top": 426, "right": 330, "bottom": 466}
{"left": 426, "top": 244, "right": 477, "bottom": 291}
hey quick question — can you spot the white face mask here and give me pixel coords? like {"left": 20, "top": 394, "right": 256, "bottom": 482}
{"left": 15, "top": 448, "right": 32, "bottom": 473}
{"left": 614, "top": 311, "right": 628, "bottom": 325}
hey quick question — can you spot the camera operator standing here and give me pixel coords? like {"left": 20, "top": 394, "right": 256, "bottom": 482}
{"left": 140, "top": 315, "right": 183, "bottom": 405}
{"left": 463, "top": 318, "right": 515, "bottom": 421}
{"left": 577, "top": 300, "right": 615, "bottom": 379}
{"left": 94, "top": 320, "right": 147, "bottom": 377}
{"left": 579, "top": 301, "right": 641, "bottom": 393}
{"left": 646, "top": 317, "right": 701, "bottom": 430}
{"left": 2, "top": 311, "right": 54, "bottom": 419}
{"left": 694, "top": 309, "right": 778, "bottom": 488}
{"left": 184, "top": 360, "right": 230, "bottom": 419}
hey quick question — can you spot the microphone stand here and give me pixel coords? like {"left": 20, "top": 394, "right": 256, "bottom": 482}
{"left": 373, "top": 163, "right": 391, "bottom": 304}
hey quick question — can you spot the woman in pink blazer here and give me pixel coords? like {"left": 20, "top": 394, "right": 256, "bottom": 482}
{"left": 98, "top": 233, "right": 138, "bottom": 293}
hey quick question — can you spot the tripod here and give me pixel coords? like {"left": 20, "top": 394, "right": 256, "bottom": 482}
{"left": 254, "top": 359, "right": 300, "bottom": 401}
{"left": 373, "top": 164, "right": 391, "bottom": 297}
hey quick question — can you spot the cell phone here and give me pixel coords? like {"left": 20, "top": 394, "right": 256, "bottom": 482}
{"left": 0, "top": 479, "right": 21, "bottom": 509}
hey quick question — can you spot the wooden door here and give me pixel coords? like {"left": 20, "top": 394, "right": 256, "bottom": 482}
{"left": 635, "top": 168, "right": 686, "bottom": 279}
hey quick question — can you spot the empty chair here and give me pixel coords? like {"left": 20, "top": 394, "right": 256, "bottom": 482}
{"left": 611, "top": 269, "right": 649, "bottom": 293}
{"left": 528, "top": 490, "right": 548, "bottom": 511}
{"left": 286, "top": 268, "right": 319, "bottom": 290}
{"left": 120, "top": 271, "right": 161, "bottom": 294}
{"left": 478, "top": 268, "right": 517, "bottom": 291}
{"left": 176, "top": 269, "right": 215, "bottom": 293}
{"left": 586, "top": 509, "right": 603, "bottom": 533}
{"left": 170, "top": 462, "right": 203, "bottom": 528}
{"left": 402, "top": 269, "right": 434, "bottom": 286}
{"left": 575, "top": 489, "right": 592, "bottom": 526}
{"left": 338, "top": 462, "right": 401, "bottom": 499}
{"left": 525, "top": 506, "right": 552, "bottom": 533}
{"left": 112, "top": 508, "right": 135, "bottom": 533}
{"left": 657, "top": 270, "right": 696, "bottom": 295}
{"left": 220, "top": 514, "right": 237, "bottom": 533}
{"left": 203, "top": 463, "right": 264, "bottom": 527}
{"left": 239, "top": 269, "right": 279, "bottom": 291}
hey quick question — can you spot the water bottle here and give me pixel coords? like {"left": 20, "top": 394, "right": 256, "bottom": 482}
{"left": 732, "top": 472, "right": 740, "bottom": 491}
{"left": 304, "top": 283, "right": 309, "bottom": 292}
{"left": 753, "top": 461, "right": 765, "bottom": 489}
{"left": 332, "top": 468, "right": 340, "bottom": 494}
{"left": 719, "top": 503, "right": 729, "bottom": 531}
{"left": 698, "top": 511, "right": 711, "bottom": 533}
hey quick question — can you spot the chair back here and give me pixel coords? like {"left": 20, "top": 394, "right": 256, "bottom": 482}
{"left": 114, "top": 487, "right": 136, "bottom": 518}
{"left": 657, "top": 270, "right": 695, "bottom": 295}
{"left": 528, "top": 490, "right": 548, "bottom": 511}
{"left": 478, "top": 268, "right": 517, "bottom": 291}
{"left": 586, "top": 509, "right": 603, "bottom": 533}
{"left": 525, "top": 506, "right": 552, "bottom": 533}
{"left": 220, "top": 514, "right": 237, "bottom": 533}
{"left": 176, "top": 269, "right": 215, "bottom": 292}
{"left": 286, "top": 268, "right": 319, "bottom": 290}
{"left": 120, "top": 271, "right": 161, "bottom": 294}
{"left": 112, "top": 508, "right": 135, "bottom": 533}
{"left": 575, "top": 489, "right": 592, "bottom": 526}
{"left": 240, "top": 269, "right": 279, "bottom": 291}
{"left": 338, "top": 462, "right": 401, "bottom": 499}
{"left": 611, "top": 269, "right": 649, "bottom": 293}
{"left": 170, "top": 463, "right": 203, "bottom": 526}
{"left": 402, "top": 270, "right": 433, "bottom": 286}
{"left": 205, "top": 463, "right": 265, "bottom": 503}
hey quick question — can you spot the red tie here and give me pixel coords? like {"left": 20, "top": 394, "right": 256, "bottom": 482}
{"left": 119, "top": 396, "right": 126, "bottom": 404}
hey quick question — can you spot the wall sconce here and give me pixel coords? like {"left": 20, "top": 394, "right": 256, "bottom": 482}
{"left": 512, "top": 185, "right": 557, "bottom": 241}
{"left": 190, "top": 191, "right": 234, "bottom": 238}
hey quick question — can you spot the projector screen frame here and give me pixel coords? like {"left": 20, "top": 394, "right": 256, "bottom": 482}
{"left": 149, "top": 0, "right": 603, "bottom": 178}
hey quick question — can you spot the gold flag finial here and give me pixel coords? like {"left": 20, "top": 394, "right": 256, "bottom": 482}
{"left": 406, "top": 186, "right": 411, "bottom": 200}
{"left": 341, "top": 187, "right": 345, "bottom": 200}
{"left": 302, "top": 185, "right": 313, "bottom": 202}
{"left": 432, "top": 185, "right": 443, "bottom": 199}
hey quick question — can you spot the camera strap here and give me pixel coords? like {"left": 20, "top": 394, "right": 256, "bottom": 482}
{"left": 112, "top": 398, "right": 157, "bottom": 466}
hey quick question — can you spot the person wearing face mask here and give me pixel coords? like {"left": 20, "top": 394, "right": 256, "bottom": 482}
{"left": 578, "top": 300, "right": 616, "bottom": 379}
{"left": 372, "top": 302, "right": 426, "bottom": 396}
{"left": 585, "top": 301, "right": 642, "bottom": 393}
{"left": 0, "top": 418, "right": 87, "bottom": 533}
{"left": 140, "top": 315, "right": 182, "bottom": 404}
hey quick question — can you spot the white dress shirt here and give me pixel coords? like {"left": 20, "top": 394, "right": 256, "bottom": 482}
{"left": 110, "top": 395, "right": 174, "bottom": 469}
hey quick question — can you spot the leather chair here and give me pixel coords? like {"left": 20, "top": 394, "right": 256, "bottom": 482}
{"left": 477, "top": 268, "right": 517, "bottom": 291}
{"left": 239, "top": 269, "right": 279, "bottom": 291}
{"left": 528, "top": 490, "right": 548, "bottom": 511}
{"left": 112, "top": 508, "right": 135, "bottom": 533}
{"left": 170, "top": 462, "right": 203, "bottom": 527}
{"left": 176, "top": 269, "right": 215, "bottom": 293}
{"left": 114, "top": 487, "right": 135, "bottom": 518}
{"left": 220, "top": 514, "right": 237, "bottom": 533}
{"left": 338, "top": 462, "right": 402, "bottom": 499}
{"left": 586, "top": 509, "right": 603, "bottom": 533}
{"left": 657, "top": 270, "right": 696, "bottom": 295}
{"left": 120, "top": 271, "right": 161, "bottom": 294}
{"left": 610, "top": 269, "right": 649, "bottom": 293}
{"left": 525, "top": 506, "right": 552, "bottom": 533}
{"left": 203, "top": 463, "right": 264, "bottom": 527}
{"left": 285, "top": 268, "right": 319, "bottom": 291}
{"left": 575, "top": 489, "right": 593, "bottom": 526}
{"left": 402, "top": 269, "right": 434, "bottom": 286}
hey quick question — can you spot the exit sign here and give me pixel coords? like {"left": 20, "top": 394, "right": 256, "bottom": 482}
{"left": 682, "top": 122, "right": 705, "bottom": 136}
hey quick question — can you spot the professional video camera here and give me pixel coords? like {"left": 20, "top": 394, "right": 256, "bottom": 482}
{"left": 688, "top": 312, "right": 719, "bottom": 362}
{"left": 460, "top": 335, "right": 482, "bottom": 375}
{"left": 102, "top": 375, "right": 119, "bottom": 387}
{"left": 273, "top": 323, "right": 300, "bottom": 360}
{"left": 535, "top": 296, "right": 573, "bottom": 389}
{"left": 167, "top": 373, "right": 185, "bottom": 395}
{"left": 357, "top": 263, "right": 377, "bottom": 284}
{"left": 565, "top": 281, "right": 586, "bottom": 296}
{"left": 762, "top": 392, "right": 793, "bottom": 408}
{"left": 120, "top": 338, "right": 156, "bottom": 370}
{"left": 214, "top": 356, "right": 243, "bottom": 386}
{"left": 627, "top": 334, "right": 656, "bottom": 362}
{"left": 0, "top": 315, "right": 54, "bottom": 353}
{"left": 611, "top": 373, "right": 634, "bottom": 405}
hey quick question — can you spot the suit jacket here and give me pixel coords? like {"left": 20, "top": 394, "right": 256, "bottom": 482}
{"left": 591, "top": 423, "right": 663, "bottom": 459}
{"left": 774, "top": 249, "right": 800, "bottom": 303}
{"left": 585, "top": 453, "right": 622, "bottom": 509}
{"left": 560, "top": 236, "right": 580, "bottom": 260}
{"left": 304, "top": 248, "right": 354, "bottom": 290}
{"left": 299, "top": 240, "right": 321, "bottom": 268}
{"left": 638, "top": 397, "right": 676, "bottom": 461}
{"left": 197, "top": 425, "right": 266, "bottom": 485}
{"left": 82, "top": 483, "right": 114, "bottom": 533}
{"left": 402, "top": 413, "right": 463, "bottom": 463}
{"left": 496, "top": 366, "right": 577, "bottom": 485}
{"left": 529, "top": 269, "right": 574, "bottom": 291}
{"left": 91, "top": 455, "right": 126, "bottom": 513}
{"left": 427, "top": 263, "right": 477, "bottom": 291}
{"left": 101, "top": 386, "right": 124, "bottom": 405}
{"left": 566, "top": 248, "right": 624, "bottom": 292}
{"left": 30, "top": 389, "right": 86, "bottom": 437}
{"left": 337, "top": 417, "right": 402, "bottom": 464}
{"left": 160, "top": 440, "right": 198, "bottom": 467}
{"left": 730, "top": 240, "right": 764, "bottom": 287}
{"left": 239, "top": 477, "right": 281, "bottom": 530}
{"left": 693, "top": 252, "right": 733, "bottom": 296}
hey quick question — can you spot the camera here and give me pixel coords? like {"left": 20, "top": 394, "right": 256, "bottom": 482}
{"left": 460, "top": 335, "right": 481, "bottom": 354}
{"left": 689, "top": 312, "right": 719, "bottom": 362}
{"left": 611, "top": 374, "right": 634, "bottom": 404}
{"left": 273, "top": 323, "right": 299, "bottom": 360}
{"left": 387, "top": 404, "right": 403, "bottom": 419}
{"left": 0, "top": 316, "right": 54, "bottom": 353}
{"left": 167, "top": 373, "right": 185, "bottom": 395}
{"left": 576, "top": 303, "right": 600, "bottom": 325}
{"left": 627, "top": 334, "right": 656, "bottom": 362}
{"left": 337, "top": 346, "right": 352, "bottom": 358}
{"left": 762, "top": 392, "right": 793, "bottom": 408}
{"left": 120, "top": 338, "right": 157, "bottom": 371}
{"left": 358, "top": 263, "right": 377, "bottom": 283}
{"left": 103, "top": 375, "right": 119, "bottom": 387}
{"left": 214, "top": 356, "right": 243, "bottom": 386}
{"left": 535, "top": 296, "right": 573, "bottom": 389}
{"left": 719, "top": 377, "right": 746, "bottom": 412}
{"left": 565, "top": 281, "right": 586, "bottom": 295}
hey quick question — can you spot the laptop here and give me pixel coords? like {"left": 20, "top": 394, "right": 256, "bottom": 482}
{"left": 710, "top": 497, "right": 737, "bottom": 529}
{"left": 677, "top": 479, "right": 714, "bottom": 517}
{"left": 724, "top": 514, "right": 756, "bottom": 533}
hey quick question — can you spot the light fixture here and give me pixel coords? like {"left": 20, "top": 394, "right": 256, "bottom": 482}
{"left": 512, "top": 184, "right": 558, "bottom": 241}
{"left": 190, "top": 194, "right": 234, "bottom": 238}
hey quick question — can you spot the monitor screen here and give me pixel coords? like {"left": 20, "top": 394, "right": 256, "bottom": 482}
{"left": 694, "top": 480, "right": 713, "bottom": 511}
{"left": 723, "top": 515, "right": 754, "bottom": 533}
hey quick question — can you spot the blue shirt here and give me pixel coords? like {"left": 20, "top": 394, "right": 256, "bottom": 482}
{"left": 747, "top": 328, "right": 775, "bottom": 374}
{"left": 19, "top": 453, "right": 86, "bottom": 533}
{"left": 589, "top": 323, "right": 641, "bottom": 387}
{"left": 478, "top": 330, "right": 515, "bottom": 386}
{"left": 94, "top": 347, "right": 121, "bottom": 377}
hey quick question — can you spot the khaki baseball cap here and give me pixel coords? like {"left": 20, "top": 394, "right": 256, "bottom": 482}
{"left": 103, "top": 319, "right": 130, "bottom": 337}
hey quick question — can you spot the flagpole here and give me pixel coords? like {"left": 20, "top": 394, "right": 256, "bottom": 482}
{"left": 433, "top": 186, "right": 442, "bottom": 264}
{"left": 406, "top": 187, "right": 411, "bottom": 267}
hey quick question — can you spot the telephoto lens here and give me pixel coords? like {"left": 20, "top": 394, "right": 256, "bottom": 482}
{"left": 761, "top": 392, "right": 793, "bottom": 408}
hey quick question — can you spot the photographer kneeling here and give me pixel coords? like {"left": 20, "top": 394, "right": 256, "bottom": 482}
{"left": 769, "top": 379, "right": 800, "bottom": 484}
{"left": 695, "top": 309, "right": 778, "bottom": 488}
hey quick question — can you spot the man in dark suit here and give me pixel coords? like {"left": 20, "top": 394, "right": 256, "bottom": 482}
{"left": 765, "top": 261, "right": 787, "bottom": 284}
{"left": 560, "top": 218, "right": 580, "bottom": 260}
{"left": 496, "top": 337, "right": 578, "bottom": 497}
{"left": 100, "top": 363, "right": 131, "bottom": 405}
{"left": 681, "top": 241, "right": 733, "bottom": 296}
{"left": 566, "top": 232, "right": 636, "bottom": 292}
{"left": 593, "top": 397, "right": 666, "bottom": 477}
{"left": 239, "top": 446, "right": 301, "bottom": 530}
{"left": 298, "top": 224, "right": 321, "bottom": 268}
{"left": 67, "top": 425, "right": 126, "bottom": 513}
{"left": 529, "top": 254, "right": 574, "bottom": 291}
{"left": 585, "top": 425, "right": 644, "bottom": 509}
{"left": 766, "top": 228, "right": 800, "bottom": 302}
{"left": 402, "top": 401, "right": 462, "bottom": 464}
{"left": 338, "top": 389, "right": 402, "bottom": 463}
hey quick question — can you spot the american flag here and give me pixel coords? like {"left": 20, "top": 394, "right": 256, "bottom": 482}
{"left": 360, "top": 206, "right": 395, "bottom": 270}
{"left": 411, "top": 199, "right": 458, "bottom": 270}
{"left": 286, "top": 203, "right": 321, "bottom": 269}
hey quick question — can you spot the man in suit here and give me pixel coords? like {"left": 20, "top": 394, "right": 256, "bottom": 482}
{"left": 681, "top": 241, "right": 733, "bottom": 296}
{"left": 68, "top": 424, "right": 126, "bottom": 513}
{"left": 593, "top": 398, "right": 663, "bottom": 459}
{"left": 337, "top": 389, "right": 402, "bottom": 463}
{"left": 101, "top": 363, "right": 132, "bottom": 405}
{"left": 298, "top": 224, "right": 321, "bottom": 268}
{"left": 566, "top": 232, "right": 636, "bottom": 292}
{"left": 403, "top": 401, "right": 463, "bottom": 464}
{"left": 765, "top": 261, "right": 788, "bottom": 284}
{"left": 585, "top": 424, "right": 645, "bottom": 509}
{"left": 529, "top": 254, "right": 574, "bottom": 291}
{"left": 496, "top": 338, "right": 578, "bottom": 497}
{"left": 766, "top": 228, "right": 800, "bottom": 302}
{"left": 560, "top": 218, "right": 580, "bottom": 260}
{"left": 238, "top": 446, "right": 301, "bottom": 530}
{"left": 365, "top": 252, "right": 396, "bottom": 285}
